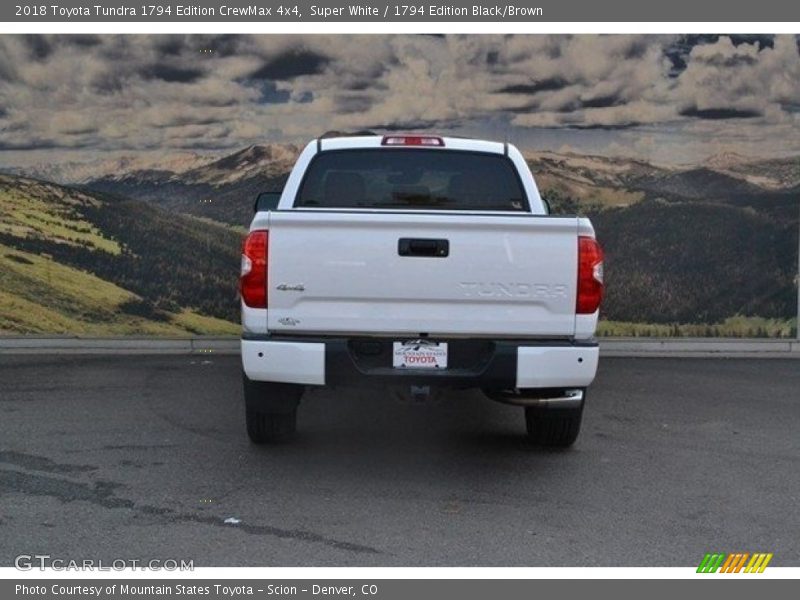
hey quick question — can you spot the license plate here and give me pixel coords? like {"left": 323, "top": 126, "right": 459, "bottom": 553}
{"left": 392, "top": 341, "right": 448, "bottom": 369}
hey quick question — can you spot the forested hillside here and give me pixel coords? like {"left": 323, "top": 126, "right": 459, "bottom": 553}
{"left": 0, "top": 175, "right": 240, "bottom": 334}
{"left": 588, "top": 199, "right": 797, "bottom": 324}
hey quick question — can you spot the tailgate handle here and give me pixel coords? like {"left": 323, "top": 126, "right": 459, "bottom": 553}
{"left": 398, "top": 238, "right": 449, "bottom": 257}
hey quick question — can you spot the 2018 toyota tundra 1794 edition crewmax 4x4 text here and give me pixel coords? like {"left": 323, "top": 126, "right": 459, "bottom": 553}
{"left": 240, "top": 134, "right": 604, "bottom": 447}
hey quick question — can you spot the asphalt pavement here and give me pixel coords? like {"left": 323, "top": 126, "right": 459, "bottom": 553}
{"left": 0, "top": 355, "right": 798, "bottom": 566}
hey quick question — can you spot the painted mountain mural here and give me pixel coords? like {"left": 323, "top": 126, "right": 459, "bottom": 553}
{"left": 1, "top": 33, "right": 799, "bottom": 335}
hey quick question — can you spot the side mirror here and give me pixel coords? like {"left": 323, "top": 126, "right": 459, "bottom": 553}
{"left": 541, "top": 197, "right": 551, "bottom": 214}
{"left": 254, "top": 191, "right": 281, "bottom": 213}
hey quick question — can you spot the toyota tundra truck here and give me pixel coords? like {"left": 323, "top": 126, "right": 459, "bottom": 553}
{"left": 240, "top": 134, "right": 604, "bottom": 447}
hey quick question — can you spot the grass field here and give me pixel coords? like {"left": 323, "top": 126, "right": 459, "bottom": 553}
{"left": 598, "top": 316, "right": 797, "bottom": 338}
{"left": 0, "top": 242, "right": 238, "bottom": 336}
{"left": 0, "top": 177, "right": 121, "bottom": 254}
{"left": 0, "top": 175, "right": 240, "bottom": 336}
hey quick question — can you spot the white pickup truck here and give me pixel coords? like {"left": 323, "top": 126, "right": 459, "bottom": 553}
{"left": 240, "top": 134, "right": 604, "bottom": 447}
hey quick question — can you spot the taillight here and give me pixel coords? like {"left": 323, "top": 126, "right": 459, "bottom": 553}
{"left": 381, "top": 135, "right": 444, "bottom": 147}
{"left": 240, "top": 230, "right": 268, "bottom": 308}
{"left": 576, "top": 236, "right": 604, "bottom": 314}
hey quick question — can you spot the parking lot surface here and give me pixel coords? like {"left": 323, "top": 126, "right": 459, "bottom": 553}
{"left": 1, "top": 355, "right": 798, "bottom": 566}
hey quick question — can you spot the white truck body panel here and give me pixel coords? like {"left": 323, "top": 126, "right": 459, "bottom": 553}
{"left": 266, "top": 211, "right": 582, "bottom": 338}
{"left": 516, "top": 346, "right": 599, "bottom": 388}
{"left": 241, "top": 339, "right": 325, "bottom": 385}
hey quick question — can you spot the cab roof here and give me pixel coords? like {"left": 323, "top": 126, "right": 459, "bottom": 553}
{"left": 316, "top": 134, "right": 508, "bottom": 155}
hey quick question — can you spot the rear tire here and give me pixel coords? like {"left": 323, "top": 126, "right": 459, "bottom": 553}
{"left": 524, "top": 396, "right": 584, "bottom": 448}
{"left": 246, "top": 408, "right": 297, "bottom": 444}
{"left": 242, "top": 373, "right": 303, "bottom": 444}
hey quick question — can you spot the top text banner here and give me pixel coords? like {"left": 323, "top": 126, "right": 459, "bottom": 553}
{"left": 4, "top": 0, "right": 800, "bottom": 22}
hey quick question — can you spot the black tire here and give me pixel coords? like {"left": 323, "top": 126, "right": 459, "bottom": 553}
{"left": 524, "top": 397, "right": 585, "bottom": 448}
{"left": 242, "top": 373, "right": 303, "bottom": 444}
{"left": 246, "top": 408, "right": 297, "bottom": 444}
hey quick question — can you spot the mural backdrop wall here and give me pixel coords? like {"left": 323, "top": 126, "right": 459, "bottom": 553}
{"left": 0, "top": 34, "right": 798, "bottom": 336}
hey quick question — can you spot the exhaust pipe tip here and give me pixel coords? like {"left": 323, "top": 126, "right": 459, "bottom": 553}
{"left": 485, "top": 388, "right": 584, "bottom": 408}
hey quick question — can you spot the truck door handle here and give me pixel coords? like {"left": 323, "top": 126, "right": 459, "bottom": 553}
{"left": 398, "top": 238, "right": 449, "bottom": 257}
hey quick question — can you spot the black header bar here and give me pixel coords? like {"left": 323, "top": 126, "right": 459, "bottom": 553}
{"left": 4, "top": 0, "right": 800, "bottom": 23}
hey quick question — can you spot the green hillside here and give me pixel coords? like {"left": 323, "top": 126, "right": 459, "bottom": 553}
{"left": 589, "top": 199, "right": 798, "bottom": 325}
{"left": 0, "top": 175, "right": 239, "bottom": 335}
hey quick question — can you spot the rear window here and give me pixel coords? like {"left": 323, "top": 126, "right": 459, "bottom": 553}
{"left": 295, "top": 149, "right": 528, "bottom": 211}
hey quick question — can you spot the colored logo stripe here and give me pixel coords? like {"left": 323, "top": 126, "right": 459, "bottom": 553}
{"left": 697, "top": 553, "right": 772, "bottom": 573}
{"left": 719, "top": 553, "right": 749, "bottom": 573}
{"left": 697, "top": 553, "right": 725, "bottom": 573}
{"left": 745, "top": 553, "right": 773, "bottom": 573}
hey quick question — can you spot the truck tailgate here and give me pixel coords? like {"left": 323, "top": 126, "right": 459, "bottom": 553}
{"left": 266, "top": 211, "right": 579, "bottom": 337}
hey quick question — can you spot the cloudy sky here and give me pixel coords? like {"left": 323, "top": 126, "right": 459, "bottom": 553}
{"left": 1, "top": 34, "right": 799, "bottom": 167}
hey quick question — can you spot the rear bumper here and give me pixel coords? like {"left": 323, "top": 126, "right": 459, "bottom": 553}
{"left": 241, "top": 334, "right": 599, "bottom": 390}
